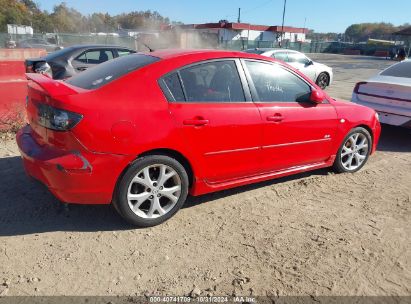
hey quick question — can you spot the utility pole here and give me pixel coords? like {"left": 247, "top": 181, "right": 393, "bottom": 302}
{"left": 238, "top": 8, "right": 241, "bottom": 23}
{"left": 280, "top": 0, "right": 287, "bottom": 47}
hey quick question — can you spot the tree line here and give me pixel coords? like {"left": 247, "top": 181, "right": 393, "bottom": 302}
{"left": 345, "top": 22, "right": 410, "bottom": 42}
{"left": 307, "top": 23, "right": 410, "bottom": 42}
{"left": 0, "top": 0, "right": 181, "bottom": 33}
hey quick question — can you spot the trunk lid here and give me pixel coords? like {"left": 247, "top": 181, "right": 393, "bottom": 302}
{"left": 356, "top": 80, "right": 411, "bottom": 110}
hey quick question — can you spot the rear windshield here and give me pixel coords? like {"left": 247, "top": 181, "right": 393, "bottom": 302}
{"left": 66, "top": 54, "right": 160, "bottom": 89}
{"left": 45, "top": 47, "right": 75, "bottom": 60}
{"left": 245, "top": 49, "right": 265, "bottom": 55}
{"left": 380, "top": 61, "right": 411, "bottom": 78}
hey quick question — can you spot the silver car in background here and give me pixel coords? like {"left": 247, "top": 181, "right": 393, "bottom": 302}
{"left": 245, "top": 48, "right": 333, "bottom": 89}
{"left": 352, "top": 60, "right": 411, "bottom": 128}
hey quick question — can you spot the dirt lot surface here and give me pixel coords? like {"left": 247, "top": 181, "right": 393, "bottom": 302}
{"left": 0, "top": 55, "right": 410, "bottom": 297}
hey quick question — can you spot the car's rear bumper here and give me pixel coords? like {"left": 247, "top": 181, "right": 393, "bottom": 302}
{"left": 352, "top": 93, "right": 411, "bottom": 127}
{"left": 16, "top": 125, "right": 132, "bottom": 204}
{"left": 377, "top": 111, "right": 411, "bottom": 128}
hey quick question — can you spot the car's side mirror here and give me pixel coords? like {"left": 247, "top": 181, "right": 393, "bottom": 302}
{"left": 306, "top": 60, "right": 314, "bottom": 66}
{"left": 310, "top": 89, "right": 325, "bottom": 104}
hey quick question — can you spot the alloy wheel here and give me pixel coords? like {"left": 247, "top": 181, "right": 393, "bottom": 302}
{"left": 340, "top": 132, "right": 369, "bottom": 171}
{"left": 127, "top": 164, "right": 182, "bottom": 219}
{"left": 317, "top": 73, "right": 329, "bottom": 89}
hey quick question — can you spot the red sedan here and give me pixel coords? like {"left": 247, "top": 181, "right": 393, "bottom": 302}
{"left": 17, "top": 49, "right": 381, "bottom": 227}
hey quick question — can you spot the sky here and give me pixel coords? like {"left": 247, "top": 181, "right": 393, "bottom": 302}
{"left": 37, "top": 0, "right": 411, "bottom": 33}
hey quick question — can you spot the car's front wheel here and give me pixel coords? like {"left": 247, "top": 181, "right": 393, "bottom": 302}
{"left": 316, "top": 72, "right": 329, "bottom": 89}
{"left": 333, "top": 127, "right": 372, "bottom": 173}
{"left": 113, "top": 155, "right": 189, "bottom": 227}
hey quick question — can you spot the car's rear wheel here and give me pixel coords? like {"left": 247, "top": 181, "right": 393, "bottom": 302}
{"left": 333, "top": 127, "right": 372, "bottom": 173}
{"left": 316, "top": 72, "right": 329, "bottom": 89}
{"left": 113, "top": 155, "right": 189, "bottom": 227}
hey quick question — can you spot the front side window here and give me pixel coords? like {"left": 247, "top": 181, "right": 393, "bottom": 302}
{"left": 245, "top": 61, "right": 311, "bottom": 103}
{"left": 273, "top": 51, "right": 288, "bottom": 62}
{"left": 288, "top": 52, "right": 310, "bottom": 65}
{"left": 178, "top": 60, "right": 245, "bottom": 102}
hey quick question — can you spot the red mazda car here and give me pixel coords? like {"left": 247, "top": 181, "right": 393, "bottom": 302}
{"left": 17, "top": 49, "right": 381, "bottom": 227}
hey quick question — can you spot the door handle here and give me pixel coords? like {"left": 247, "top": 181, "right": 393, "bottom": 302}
{"left": 266, "top": 114, "right": 284, "bottom": 122}
{"left": 183, "top": 118, "right": 209, "bottom": 126}
{"left": 76, "top": 67, "right": 87, "bottom": 71}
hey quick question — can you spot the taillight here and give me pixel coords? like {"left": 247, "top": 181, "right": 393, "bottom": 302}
{"left": 34, "top": 62, "right": 53, "bottom": 78}
{"left": 375, "top": 112, "right": 380, "bottom": 121}
{"left": 26, "top": 64, "right": 34, "bottom": 73}
{"left": 354, "top": 81, "right": 367, "bottom": 94}
{"left": 37, "top": 103, "right": 83, "bottom": 131}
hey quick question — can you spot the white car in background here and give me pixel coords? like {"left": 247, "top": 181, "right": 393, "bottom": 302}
{"left": 352, "top": 60, "right": 411, "bottom": 128}
{"left": 245, "top": 48, "right": 333, "bottom": 89}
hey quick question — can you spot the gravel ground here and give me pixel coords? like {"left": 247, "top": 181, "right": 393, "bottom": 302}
{"left": 0, "top": 55, "right": 410, "bottom": 297}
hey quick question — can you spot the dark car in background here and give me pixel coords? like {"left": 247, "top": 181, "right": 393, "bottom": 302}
{"left": 25, "top": 44, "right": 136, "bottom": 79}
{"left": 16, "top": 38, "right": 63, "bottom": 52}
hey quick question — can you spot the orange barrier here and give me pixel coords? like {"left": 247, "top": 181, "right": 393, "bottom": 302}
{"left": 344, "top": 49, "right": 361, "bottom": 55}
{"left": 0, "top": 51, "right": 39, "bottom": 131}
{"left": 0, "top": 60, "right": 26, "bottom": 79}
{"left": 0, "top": 48, "right": 47, "bottom": 61}
{"left": 0, "top": 79, "right": 27, "bottom": 131}
{"left": 374, "top": 50, "right": 390, "bottom": 59}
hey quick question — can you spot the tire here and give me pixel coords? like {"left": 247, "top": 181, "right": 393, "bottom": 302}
{"left": 113, "top": 155, "right": 189, "bottom": 227}
{"left": 333, "top": 127, "right": 372, "bottom": 173}
{"left": 316, "top": 72, "right": 329, "bottom": 89}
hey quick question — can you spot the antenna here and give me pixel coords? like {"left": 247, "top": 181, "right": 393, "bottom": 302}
{"left": 238, "top": 8, "right": 241, "bottom": 23}
{"left": 143, "top": 43, "right": 154, "bottom": 52}
{"left": 280, "top": 0, "right": 287, "bottom": 47}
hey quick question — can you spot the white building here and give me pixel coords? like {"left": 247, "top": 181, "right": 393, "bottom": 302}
{"left": 176, "top": 22, "right": 308, "bottom": 44}
{"left": 7, "top": 24, "right": 33, "bottom": 35}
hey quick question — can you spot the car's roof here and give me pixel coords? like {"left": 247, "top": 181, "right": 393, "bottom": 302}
{"left": 44, "top": 44, "right": 135, "bottom": 60}
{"left": 68, "top": 44, "right": 133, "bottom": 50}
{"left": 246, "top": 48, "right": 300, "bottom": 53}
{"left": 142, "top": 48, "right": 267, "bottom": 60}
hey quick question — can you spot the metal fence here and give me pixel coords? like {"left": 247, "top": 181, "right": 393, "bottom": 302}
{"left": 0, "top": 32, "right": 137, "bottom": 50}
{"left": 220, "top": 40, "right": 338, "bottom": 53}
{"left": 220, "top": 40, "right": 410, "bottom": 55}
{"left": 1, "top": 32, "right": 409, "bottom": 55}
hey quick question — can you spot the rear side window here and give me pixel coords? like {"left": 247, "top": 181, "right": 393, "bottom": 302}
{"left": 179, "top": 60, "right": 245, "bottom": 102}
{"left": 162, "top": 73, "right": 185, "bottom": 102}
{"left": 66, "top": 54, "right": 160, "bottom": 89}
{"left": 75, "top": 50, "right": 114, "bottom": 64}
{"left": 381, "top": 61, "right": 411, "bottom": 78}
{"left": 117, "top": 49, "right": 134, "bottom": 57}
